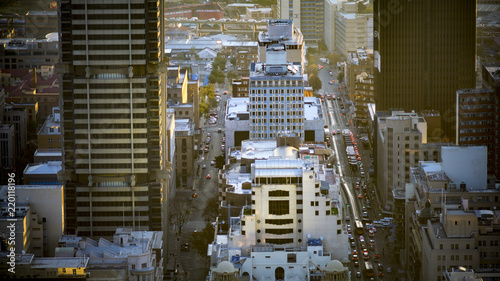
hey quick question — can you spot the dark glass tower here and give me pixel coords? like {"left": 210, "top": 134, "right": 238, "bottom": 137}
{"left": 374, "top": 0, "right": 476, "bottom": 141}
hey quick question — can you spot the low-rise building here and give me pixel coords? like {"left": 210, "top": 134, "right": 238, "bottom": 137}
{"left": 0, "top": 254, "right": 88, "bottom": 280}
{"left": 231, "top": 77, "right": 250, "bottom": 97}
{"left": 55, "top": 228, "right": 163, "bottom": 281}
{"left": 23, "top": 161, "right": 62, "bottom": 185}
{"left": 345, "top": 47, "right": 374, "bottom": 101}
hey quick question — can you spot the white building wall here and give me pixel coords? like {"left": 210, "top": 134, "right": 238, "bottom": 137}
{"left": 441, "top": 146, "right": 488, "bottom": 190}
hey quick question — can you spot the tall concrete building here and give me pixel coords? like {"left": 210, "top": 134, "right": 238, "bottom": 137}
{"left": 58, "top": 0, "right": 169, "bottom": 238}
{"left": 335, "top": 2, "right": 373, "bottom": 56}
{"left": 374, "top": 0, "right": 476, "bottom": 141}
{"left": 376, "top": 111, "right": 451, "bottom": 209}
{"left": 249, "top": 47, "right": 305, "bottom": 141}
{"left": 276, "top": 0, "right": 324, "bottom": 44}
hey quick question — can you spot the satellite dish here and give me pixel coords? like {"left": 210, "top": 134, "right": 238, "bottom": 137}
{"left": 307, "top": 234, "right": 311, "bottom": 238}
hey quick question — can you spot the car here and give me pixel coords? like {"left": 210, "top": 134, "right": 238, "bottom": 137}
{"left": 351, "top": 242, "right": 356, "bottom": 248}
{"left": 359, "top": 236, "right": 365, "bottom": 243}
{"left": 362, "top": 212, "right": 368, "bottom": 218}
{"left": 191, "top": 193, "right": 198, "bottom": 198}
{"left": 221, "top": 144, "right": 225, "bottom": 150}
{"left": 369, "top": 230, "right": 375, "bottom": 237}
{"left": 378, "top": 272, "right": 384, "bottom": 278}
{"left": 346, "top": 216, "right": 350, "bottom": 221}
{"left": 362, "top": 206, "right": 366, "bottom": 212}
{"left": 358, "top": 194, "right": 363, "bottom": 199}
{"left": 329, "top": 71, "right": 333, "bottom": 76}
{"left": 210, "top": 160, "right": 215, "bottom": 166}
{"left": 329, "top": 81, "right": 333, "bottom": 85}
{"left": 348, "top": 234, "right": 353, "bottom": 241}
{"left": 337, "top": 129, "right": 341, "bottom": 134}
{"left": 181, "top": 243, "right": 190, "bottom": 251}
{"left": 354, "top": 261, "right": 359, "bottom": 267}
{"left": 218, "top": 128, "right": 222, "bottom": 133}
{"left": 223, "top": 91, "right": 228, "bottom": 94}
{"left": 204, "top": 148, "right": 209, "bottom": 153}
{"left": 363, "top": 252, "right": 369, "bottom": 260}
{"left": 366, "top": 204, "right": 372, "bottom": 209}
{"left": 324, "top": 124, "right": 328, "bottom": 128}
{"left": 352, "top": 249, "right": 358, "bottom": 255}
{"left": 374, "top": 253, "right": 381, "bottom": 261}
{"left": 331, "top": 131, "right": 336, "bottom": 135}
{"left": 202, "top": 164, "right": 207, "bottom": 169}
{"left": 206, "top": 138, "right": 211, "bottom": 144}
{"left": 206, "top": 174, "right": 211, "bottom": 179}
{"left": 352, "top": 254, "right": 358, "bottom": 261}
{"left": 369, "top": 239, "right": 375, "bottom": 245}
{"left": 347, "top": 224, "right": 351, "bottom": 231}
{"left": 378, "top": 263, "right": 384, "bottom": 271}
{"left": 356, "top": 271, "right": 361, "bottom": 278}
{"left": 370, "top": 245, "right": 375, "bottom": 251}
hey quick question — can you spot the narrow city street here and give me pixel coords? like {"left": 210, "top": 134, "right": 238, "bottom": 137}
{"left": 318, "top": 66, "right": 394, "bottom": 280}
{"left": 168, "top": 87, "right": 230, "bottom": 281}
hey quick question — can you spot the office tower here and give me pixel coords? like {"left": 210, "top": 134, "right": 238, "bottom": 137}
{"left": 58, "top": 0, "right": 167, "bottom": 237}
{"left": 277, "top": 0, "right": 324, "bottom": 44}
{"left": 249, "top": 46, "right": 305, "bottom": 141}
{"left": 374, "top": 0, "right": 476, "bottom": 141}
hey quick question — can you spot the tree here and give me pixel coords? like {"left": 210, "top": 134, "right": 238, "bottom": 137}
{"left": 190, "top": 223, "right": 215, "bottom": 256}
{"left": 226, "top": 71, "right": 239, "bottom": 82}
{"left": 357, "top": 2, "right": 367, "bottom": 13}
{"left": 212, "top": 55, "right": 226, "bottom": 70}
{"left": 214, "top": 154, "right": 225, "bottom": 170}
{"left": 306, "top": 64, "right": 319, "bottom": 76}
{"left": 318, "top": 40, "right": 328, "bottom": 52}
{"left": 202, "top": 196, "right": 220, "bottom": 221}
{"left": 337, "top": 71, "right": 345, "bottom": 83}
{"left": 305, "top": 52, "right": 317, "bottom": 66}
{"left": 230, "top": 56, "right": 237, "bottom": 65}
{"left": 326, "top": 53, "right": 341, "bottom": 67}
{"left": 208, "top": 69, "right": 225, "bottom": 84}
{"left": 309, "top": 74, "right": 322, "bottom": 92}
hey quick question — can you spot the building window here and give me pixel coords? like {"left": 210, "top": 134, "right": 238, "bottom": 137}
{"left": 315, "top": 210, "right": 319, "bottom": 216}
{"left": 48, "top": 138, "right": 53, "bottom": 143}
{"left": 268, "top": 200, "right": 289, "bottom": 215}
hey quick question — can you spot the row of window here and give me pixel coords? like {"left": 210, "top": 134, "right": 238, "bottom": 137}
{"left": 250, "top": 80, "right": 303, "bottom": 87}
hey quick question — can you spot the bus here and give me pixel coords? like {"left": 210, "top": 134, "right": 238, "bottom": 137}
{"left": 355, "top": 220, "right": 364, "bottom": 235}
{"left": 364, "top": 261, "right": 374, "bottom": 277}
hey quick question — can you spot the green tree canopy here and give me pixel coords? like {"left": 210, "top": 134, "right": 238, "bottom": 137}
{"left": 226, "top": 71, "right": 239, "bottom": 82}
{"left": 337, "top": 71, "right": 345, "bottom": 83}
{"left": 208, "top": 69, "right": 225, "bottom": 84}
{"left": 190, "top": 223, "right": 215, "bottom": 256}
{"left": 306, "top": 64, "right": 319, "bottom": 76}
{"left": 212, "top": 55, "right": 227, "bottom": 70}
{"left": 309, "top": 74, "right": 322, "bottom": 92}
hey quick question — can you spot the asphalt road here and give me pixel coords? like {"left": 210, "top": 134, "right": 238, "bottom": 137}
{"left": 317, "top": 66, "right": 394, "bottom": 281}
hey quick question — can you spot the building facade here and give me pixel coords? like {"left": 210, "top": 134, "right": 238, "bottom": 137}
{"left": 249, "top": 48, "right": 305, "bottom": 141}
{"left": 58, "top": 0, "right": 169, "bottom": 238}
{"left": 38, "top": 106, "right": 61, "bottom": 151}
{"left": 335, "top": 3, "right": 373, "bottom": 57}
{"left": 277, "top": 0, "right": 325, "bottom": 44}
{"left": 374, "top": 0, "right": 476, "bottom": 141}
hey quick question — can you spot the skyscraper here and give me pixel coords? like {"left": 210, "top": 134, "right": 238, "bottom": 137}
{"left": 57, "top": 0, "right": 168, "bottom": 237}
{"left": 374, "top": 0, "right": 476, "bottom": 141}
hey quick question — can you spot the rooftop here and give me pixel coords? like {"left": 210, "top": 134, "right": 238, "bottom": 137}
{"left": 174, "top": 119, "right": 193, "bottom": 133}
{"left": 23, "top": 161, "right": 62, "bottom": 175}
{"left": 226, "top": 98, "right": 249, "bottom": 121}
